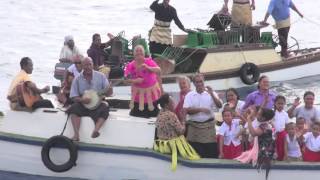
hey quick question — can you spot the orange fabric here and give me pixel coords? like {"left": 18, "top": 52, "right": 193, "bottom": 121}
{"left": 7, "top": 70, "right": 31, "bottom": 97}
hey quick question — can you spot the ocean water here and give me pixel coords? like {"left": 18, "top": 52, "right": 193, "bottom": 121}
{"left": 1, "top": 0, "right": 320, "bottom": 179}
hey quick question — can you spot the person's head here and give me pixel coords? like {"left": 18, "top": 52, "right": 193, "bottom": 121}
{"left": 133, "top": 45, "right": 145, "bottom": 62}
{"left": 303, "top": 91, "right": 315, "bottom": 109}
{"left": 257, "top": 108, "right": 275, "bottom": 122}
{"left": 286, "top": 122, "right": 296, "bottom": 137}
{"left": 274, "top": 95, "right": 286, "bottom": 111}
{"left": 92, "top": 33, "right": 101, "bottom": 46}
{"left": 163, "top": 0, "right": 170, "bottom": 7}
{"left": 225, "top": 88, "right": 240, "bottom": 103}
{"left": 296, "top": 117, "right": 305, "bottom": 130}
{"left": 82, "top": 57, "right": 94, "bottom": 75}
{"left": 192, "top": 73, "right": 205, "bottom": 93}
{"left": 310, "top": 122, "right": 320, "bottom": 137}
{"left": 72, "top": 55, "right": 84, "bottom": 71}
{"left": 177, "top": 76, "right": 191, "bottom": 94}
{"left": 157, "top": 93, "right": 175, "bottom": 111}
{"left": 64, "top": 35, "right": 75, "bottom": 49}
{"left": 257, "top": 75, "right": 269, "bottom": 91}
{"left": 20, "top": 57, "right": 33, "bottom": 74}
{"left": 222, "top": 108, "right": 233, "bottom": 125}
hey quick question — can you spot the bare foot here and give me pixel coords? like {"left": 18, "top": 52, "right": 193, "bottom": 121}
{"left": 91, "top": 131, "right": 100, "bottom": 138}
{"left": 71, "top": 136, "right": 80, "bottom": 142}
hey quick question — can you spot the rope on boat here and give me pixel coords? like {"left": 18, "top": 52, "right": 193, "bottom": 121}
{"left": 153, "top": 135, "right": 200, "bottom": 171}
{"left": 175, "top": 48, "right": 200, "bottom": 67}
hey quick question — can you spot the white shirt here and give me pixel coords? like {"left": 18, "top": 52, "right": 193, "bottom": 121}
{"left": 273, "top": 110, "right": 289, "bottom": 132}
{"left": 59, "top": 45, "right": 81, "bottom": 60}
{"left": 67, "top": 64, "right": 82, "bottom": 77}
{"left": 286, "top": 134, "right": 302, "bottom": 158}
{"left": 218, "top": 119, "right": 242, "bottom": 146}
{"left": 293, "top": 106, "right": 320, "bottom": 127}
{"left": 220, "top": 100, "right": 245, "bottom": 113}
{"left": 183, "top": 90, "right": 218, "bottom": 122}
{"left": 303, "top": 132, "right": 320, "bottom": 152}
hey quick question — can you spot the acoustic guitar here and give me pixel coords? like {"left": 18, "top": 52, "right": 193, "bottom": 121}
{"left": 16, "top": 81, "right": 41, "bottom": 108}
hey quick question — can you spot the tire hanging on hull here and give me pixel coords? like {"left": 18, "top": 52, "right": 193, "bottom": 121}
{"left": 41, "top": 135, "right": 78, "bottom": 172}
{"left": 239, "top": 63, "right": 260, "bottom": 85}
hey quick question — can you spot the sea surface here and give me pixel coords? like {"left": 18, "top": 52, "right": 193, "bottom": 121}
{"left": 1, "top": 0, "right": 320, "bottom": 179}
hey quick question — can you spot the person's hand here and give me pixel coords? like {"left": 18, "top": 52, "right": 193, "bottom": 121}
{"left": 205, "top": 86, "right": 214, "bottom": 95}
{"left": 43, "top": 86, "right": 50, "bottom": 93}
{"left": 107, "top": 33, "right": 115, "bottom": 39}
{"left": 259, "top": 20, "right": 269, "bottom": 26}
{"left": 141, "top": 63, "right": 151, "bottom": 71}
{"left": 201, "top": 108, "right": 211, "bottom": 114}
{"left": 250, "top": 3, "right": 255, "bottom": 10}
{"left": 293, "top": 97, "right": 301, "bottom": 107}
{"left": 134, "top": 78, "right": 144, "bottom": 84}
{"left": 81, "top": 97, "right": 91, "bottom": 104}
{"left": 222, "top": 3, "right": 228, "bottom": 13}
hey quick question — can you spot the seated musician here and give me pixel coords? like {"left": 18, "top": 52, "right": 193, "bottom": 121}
{"left": 57, "top": 55, "right": 83, "bottom": 106}
{"left": 67, "top": 57, "right": 113, "bottom": 141}
{"left": 7, "top": 57, "right": 54, "bottom": 111}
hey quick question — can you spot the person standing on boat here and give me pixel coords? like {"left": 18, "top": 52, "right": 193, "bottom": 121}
{"left": 242, "top": 75, "right": 277, "bottom": 111}
{"left": 174, "top": 76, "right": 191, "bottom": 122}
{"left": 222, "top": 0, "right": 255, "bottom": 27}
{"left": 261, "top": 0, "right": 303, "bottom": 58}
{"left": 7, "top": 57, "right": 54, "bottom": 111}
{"left": 124, "top": 45, "right": 162, "bottom": 118}
{"left": 149, "top": 0, "right": 187, "bottom": 58}
{"left": 183, "top": 74, "right": 223, "bottom": 158}
{"left": 87, "top": 33, "right": 114, "bottom": 70}
{"left": 287, "top": 91, "right": 320, "bottom": 129}
{"left": 67, "top": 57, "right": 113, "bottom": 141}
{"left": 59, "top": 35, "right": 82, "bottom": 62}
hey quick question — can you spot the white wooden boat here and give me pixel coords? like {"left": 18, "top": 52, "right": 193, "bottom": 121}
{"left": 1, "top": 97, "right": 320, "bottom": 180}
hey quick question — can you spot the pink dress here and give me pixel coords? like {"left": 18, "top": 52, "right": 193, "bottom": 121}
{"left": 235, "top": 136, "right": 259, "bottom": 165}
{"left": 124, "top": 58, "right": 161, "bottom": 111}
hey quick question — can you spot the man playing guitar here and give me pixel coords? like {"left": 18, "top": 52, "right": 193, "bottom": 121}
{"left": 67, "top": 57, "right": 113, "bottom": 141}
{"left": 7, "top": 57, "right": 53, "bottom": 111}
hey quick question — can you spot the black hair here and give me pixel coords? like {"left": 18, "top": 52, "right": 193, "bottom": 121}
{"left": 92, "top": 33, "right": 100, "bottom": 41}
{"left": 311, "top": 121, "right": 320, "bottom": 128}
{"left": 225, "top": 88, "right": 240, "bottom": 100}
{"left": 303, "top": 91, "right": 315, "bottom": 98}
{"left": 20, "top": 57, "right": 31, "bottom": 69}
{"left": 157, "top": 93, "right": 170, "bottom": 109}
{"left": 274, "top": 95, "right": 286, "bottom": 109}
{"left": 222, "top": 106, "right": 233, "bottom": 116}
{"left": 257, "top": 75, "right": 268, "bottom": 89}
{"left": 259, "top": 108, "right": 275, "bottom": 122}
{"left": 286, "top": 122, "right": 296, "bottom": 130}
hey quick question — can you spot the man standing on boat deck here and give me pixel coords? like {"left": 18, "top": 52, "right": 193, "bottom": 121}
{"left": 67, "top": 57, "right": 113, "bottom": 141}
{"left": 7, "top": 57, "right": 54, "bottom": 111}
{"left": 149, "top": 0, "right": 187, "bottom": 58}
{"left": 183, "top": 74, "right": 222, "bottom": 158}
{"left": 223, "top": 0, "right": 255, "bottom": 27}
{"left": 261, "top": 0, "right": 303, "bottom": 58}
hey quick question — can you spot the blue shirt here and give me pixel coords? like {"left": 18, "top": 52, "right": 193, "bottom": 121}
{"left": 267, "top": 0, "right": 293, "bottom": 21}
{"left": 70, "top": 70, "right": 109, "bottom": 98}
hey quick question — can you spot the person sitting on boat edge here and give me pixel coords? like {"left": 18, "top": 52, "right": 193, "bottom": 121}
{"left": 284, "top": 122, "right": 302, "bottom": 161}
{"left": 222, "top": 0, "right": 255, "bottom": 27}
{"left": 59, "top": 35, "right": 82, "bottom": 62}
{"left": 57, "top": 55, "right": 84, "bottom": 106}
{"left": 183, "top": 73, "right": 223, "bottom": 158}
{"left": 7, "top": 57, "right": 54, "bottom": 111}
{"left": 124, "top": 45, "right": 162, "bottom": 118}
{"left": 218, "top": 107, "right": 243, "bottom": 159}
{"left": 87, "top": 33, "right": 115, "bottom": 71}
{"left": 149, "top": 0, "right": 188, "bottom": 58}
{"left": 242, "top": 75, "right": 277, "bottom": 112}
{"left": 67, "top": 57, "right": 113, "bottom": 141}
{"left": 174, "top": 75, "right": 191, "bottom": 122}
{"left": 287, "top": 91, "right": 320, "bottom": 129}
{"left": 260, "top": 0, "right": 303, "bottom": 58}
{"left": 154, "top": 93, "right": 200, "bottom": 171}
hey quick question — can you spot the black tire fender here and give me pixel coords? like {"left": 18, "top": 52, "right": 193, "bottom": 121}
{"left": 239, "top": 63, "right": 260, "bottom": 85}
{"left": 41, "top": 135, "right": 78, "bottom": 172}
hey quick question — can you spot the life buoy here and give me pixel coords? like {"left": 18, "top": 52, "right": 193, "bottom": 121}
{"left": 239, "top": 63, "right": 260, "bottom": 85}
{"left": 41, "top": 135, "right": 78, "bottom": 172}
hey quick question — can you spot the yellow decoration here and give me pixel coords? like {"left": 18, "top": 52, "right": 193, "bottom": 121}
{"left": 154, "top": 135, "right": 200, "bottom": 171}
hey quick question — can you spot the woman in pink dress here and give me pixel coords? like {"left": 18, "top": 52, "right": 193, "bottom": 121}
{"left": 124, "top": 45, "right": 162, "bottom": 118}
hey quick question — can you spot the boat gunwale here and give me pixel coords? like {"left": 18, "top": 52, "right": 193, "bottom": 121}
{"left": 1, "top": 131, "right": 320, "bottom": 170}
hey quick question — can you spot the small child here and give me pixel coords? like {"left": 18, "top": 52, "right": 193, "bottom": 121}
{"left": 273, "top": 95, "right": 289, "bottom": 161}
{"left": 218, "top": 108, "right": 243, "bottom": 159}
{"left": 301, "top": 122, "right": 320, "bottom": 162}
{"left": 296, "top": 117, "right": 308, "bottom": 138}
{"left": 284, "top": 122, "right": 302, "bottom": 161}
